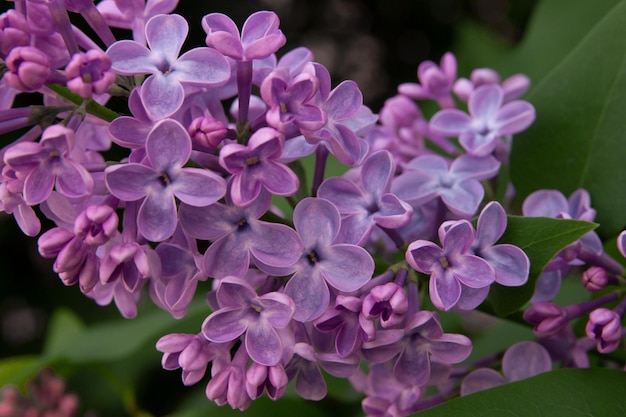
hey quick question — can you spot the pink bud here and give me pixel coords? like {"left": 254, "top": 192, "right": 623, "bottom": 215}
{"left": 74, "top": 205, "right": 118, "bottom": 246}
{"left": 523, "top": 302, "right": 568, "bottom": 337}
{"left": 188, "top": 115, "right": 228, "bottom": 151}
{"left": 582, "top": 267, "right": 613, "bottom": 291}
{"left": 0, "top": 10, "right": 30, "bottom": 57}
{"left": 5, "top": 46, "right": 51, "bottom": 91}
{"left": 65, "top": 49, "right": 115, "bottom": 98}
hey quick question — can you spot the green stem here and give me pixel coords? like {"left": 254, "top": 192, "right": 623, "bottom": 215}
{"left": 46, "top": 84, "right": 120, "bottom": 122}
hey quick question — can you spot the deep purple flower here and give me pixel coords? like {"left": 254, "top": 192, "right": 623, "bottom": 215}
{"left": 202, "top": 277, "right": 295, "bottom": 366}
{"left": 105, "top": 119, "right": 227, "bottom": 242}
{"left": 586, "top": 308, "right": 623, "bottom": 353}
{"left": 318, "top": 150, "right": 413, "bottom": 245}
{"left": 4, "top": 124, "right": 94, "bottom": 205}
{"left": 392, "top": 154, "right": 500, "bottom": 218}
{"left": 219, "top": 127, "right": 299, "bottom": 207}
{"left": 430, "top": 84, "right": 535, "bottom": 157}
{"left": 202, "top": 11, "right": 286, "bottom": 62}
{"left": 361, "top": 282, "right": 408, "bottom": 332}
{"left": 406, "top": 220, "right": 495, "bottom": 311}
{"left": 283, "top": 197, "right": 375, "bottom": 322}
{"left": 179, "top": 190, "right": 303, "bottom": 279}
{"left": 473, "top": 201, "right": 529, "bottom": 286}
{"left": 107, "top": 14, "right": 230, "bottom": 119}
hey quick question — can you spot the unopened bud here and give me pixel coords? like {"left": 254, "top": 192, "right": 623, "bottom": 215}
{"left": 5, "top": 46, "right": 51, "bottom": 91}
{"left": 188, "top": 115, "right": 228, "bottom": 151}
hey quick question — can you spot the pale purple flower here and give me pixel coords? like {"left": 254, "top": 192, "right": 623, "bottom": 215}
{"left": 283, "top": 197, "right": 375, "bottom": 322}
{"left": 202, "top": 11, "right": 286, "bottom": 62}
{"left": 106, "top": 14, "right": 230, "bottom": 119}
{"left": 202, "top": 276, "right": 295, "bottom": 366}
{"left": 398, "top": 52, "right": 457, "bottom": 108}
{"left": 453, "top": 68, "right": 530, "bottom": 103}
{"left": 473, "top": 201, "right": 529, "bottom": 286}
{"left": 0, "top": 167, "right": 40, "bottom": 236}
{"left": 65, "top": 49, "right": 116, "bottom": 98}
{"left": 219, "top": 127, "right": 299, "bottom": 207}
{"left": 392, "top": 154, "right": 500, "bottom": 219}
{"left": 318, "top": 150, "right": 413, "bottom": 246}
{"left": 359, "top": 362, "right": 424, "bottom": 417}
{"left": 179, "top": 190, "right": 303, "bottom": 279}
{"left": 4, "top": 124, "right": 94, "bottom": 205}
{"left": 97, "top": 0, "right": 179, "bottom": 45}
{"left": 430, "top": 84, "right": 535, "bottom": 157}
{"left": 157, "top": 333, "right": 219, "bottom": 385}
{"left": 261, "top": 67, "right": 326, "bottom": 136}
{"left": 406, "top": 220, "right": 496, "bottom": 311}
{"left": 105, "top": 119, "right": 227, "bottom": 242}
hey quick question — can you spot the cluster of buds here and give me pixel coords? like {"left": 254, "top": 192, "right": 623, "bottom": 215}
{"left": 0, "top": 2, "right": 625, "bottom": 416}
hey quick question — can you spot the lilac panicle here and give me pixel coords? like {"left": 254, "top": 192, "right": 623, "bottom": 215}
{"left": 105, "top": 119, "right": 227, "bottom": 242}
{"left": 406, "top": 220, "right": 495, "bottom": 311}
{"left": 202, "top": 276, "right": 295, "bottom": 366}
{"left": 107, "top": 13, "right": 231, "bottom": 119}
{"left": 219, "top": 127, "right": 299, "bottom": 207}
{"left": 179, "top": 190, "right": 303, "bottom": 279}
{"left": 318, "top": 150, "right": 413, "bottom": 246}
{"left": 430, "top": 84, "right": 535, "bottom": 157}
{"left": 392, "top": 153, "right": 500, "bottom": 218}
{"left": 4, "top": 124, "right": 94, "bottom": 205}
{"left": 284, "top": 197, "right": 375, "bottom": 322}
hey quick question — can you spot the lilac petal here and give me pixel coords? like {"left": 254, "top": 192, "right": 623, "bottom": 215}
{"left": 15, "top": 204, "right": 41, "bottom": 237}
{"left": 145, "top": 14, "right": 188, "bottom": 62}
{"left": 431, "top": 270, "right": 462, "bottom": 311}
{"left": 480, "top": 244, "right": 529, "bottom": 286}
{"left": 23, "top": 166, "right": 54, "bottom": 205}
{"left": 178, "top": 202, "right": 233, "bottom": 240}
{"left": 336, "top": 213, "right": 372, "bottom": 245}
{"left": 456, "top": 285, "right": 490, "bottom": 310}
{"left": 391, "top": 171, "right": 439, "bottom": 205}
{"left": 55, "top": 160, "right": 94, "bottom": 199}
{"left": 469, "top": 84, "right": 503, "bottom": 121}
{"left": 280, "top": 135, "right": 317, "bottom": 162}
{"left": 453, "top": 256, "right": 495, "bottom": 288}
{"left": 145, "top": 0, "right": 179, "bottom": 17}
{"left": 249, "top": 222, "right": 302, "bottom": 269}
{"left": 618, "top": 231, "right": 626, "bottom": 258}
{"left": 531, "top": 271, "right": 562, "bottom": 303}
{"left": 361, "top": 150, "right": 394, "bottom": 196}
{"left": 320, "top": 244, "right": 373, "bottom": 292}
{"left": 476, "top": 201, "right": 507, "bottom": 248}
{"left": 202, "top": 309, "right": 247, "bottom": 343}
{"left": 293, "top": 198, "right": 340, "bottom": 247}
{"left": 459, "top": 131, "right": 497, "bottom": 157}
{"left": 141, "top": 74, "right": 184, "bottom": 120}
{"left": 245, "top": 33, "right": 285, "bottom": 60}
{"left": 450, "top": 155, "right": 501, "bottom": 181}
{"left": 284, "top": 270, "right": 330, "bottom": 322}
{"left": 107, "top": 40, "right": 156, "bottom": 74}
{"left": 204, "top": 234, "right": 251, "bottom": 279}
{"left": 495, "top": 100, "right": 535, "bottom": 135}
{"left": 406, "top": 240, "right": 443, "bottom": 273}
{"left": 325, "top": 123, "right": 368, "bottom": 166}
{"left": 335, "top": 316, "right": 362, "bottom": 357}
{"left": 230, "top": 172, "right": 263, "bottom": 206}
{"left": 173, "top": 168, "right": 226, "bottom": 207}
{"left": 202, "top": 13, "right": 240, "bottom": 37}
{"left": 105, "top": 163, "right": 153, "bottom": 201}
{"left": 442, "top": 220, "right": 474, "bottom": 255}
{"left": 175, "top": 48, "right": 231, "bottom": 85}
{"left": 147, "top": 119, "right": 190, "bottom": 170}
{"left": 502, "top": 341, "right": 551, "bottom": 382}
{"left": 217, "top": 277, "right": 256, "bottom": 308}
{"left": 522, "top": 190, "right": 568, "bottom": 217}
{"left": 325, "top": 81, "right": 362, "bottom": 120}
{"left": 461, "top": 368, "right": 505, "bottom": 396}
{"left": 430, "top": 109, "right": 472, "bottom": 136}
{"left": 259, "top": 292, "right": 295, "bottom": 328}
{"left": 404, "top": 153, "right": 450, "bottom": 174}
{"left": 394, "top": 346, "right": 430, "bottom": 386}
{"left": 108, "top": 116, "right": 150, "bottom": 148}
{"left": 374, "top": 193, "right": 413, "bottom": 229}
{"left": 204, "top": 30, "right": 243, "bottom": 60}
{"left": 138, "top": 191, "right": 177, "bottom": 242}
{"left": 429, "top": 334, "right": 472, "bottom": 364}
{"left": 293, "top": 360, "right": 326, "bottom": 401}
{"left": 258, "top": 161, "right": 299, "bottom": 196}
{"left": 442, "top": 181, "right": 484, "bottom": 216}
{"left": 241, "top": 11, "right": 280, "bottom": 46}
{"left": 245, "top": 321, "right": 283, "bottom": 366}
{"left": 317, "top": 177, "right": 365, "bottom": 214}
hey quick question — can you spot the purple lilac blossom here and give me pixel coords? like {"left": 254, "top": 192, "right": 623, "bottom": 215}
{"left": 318, "top": 150, "right": 413, "bottom": 246}
{"left": 398, "top": 52, "right": 457, "bottom": 108}
{"left": 202, "top": 276, "right": 295, "bottom": 366}
{"left": 429, "top": 84, "right": 535, "bottom": 157}
{"left": 105, "top": 119, "right": 227, "bottom": 242}
{"left": 219, "top": 127, "right": 299, "bottom": 207}
{"left": 65, "top": 49, "right": 116, "bottom": 98}
{"left": 157, "top": 333, "right": 219, "bottom": 385}
{"left": 453, "top": 68, "right": 530, "bottom": 103}
{"left": 106, "top": 14, "right": 231, "bottom": 120}
{"left": 392, "top": 153, "right": 500, "bottom": 218}
{"left": 283, "top": 197, "right": 375, "bottom": 322}
{"left": 178, "top": 190, "right": 303, "bottom": 279}
{"left": 405, "top": 220, "right": 496, "bottom": 311}
{"left": 3, "top": 124, "right": 94, "bottom": 205}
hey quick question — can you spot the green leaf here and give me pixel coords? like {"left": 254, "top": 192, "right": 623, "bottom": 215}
{"left": 488, "top": 216, "right": 597, "bottom": 316}
{"left": 0, "top": 356, "right": 41, "bottom": 388}
{"left": 415, "top": 368, "right": 626, "bottom": 417}
{"left": 510, "top": 0, "right": 626, "bottom": 238}
{"left": 43, "top": 308, "right": 85, "bottom": 358}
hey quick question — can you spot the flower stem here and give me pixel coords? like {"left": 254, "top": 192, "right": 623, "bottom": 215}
{"left": 46, "top": 84, "right": 120, "bottom": 122}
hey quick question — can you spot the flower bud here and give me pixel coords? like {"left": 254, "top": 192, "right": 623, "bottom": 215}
{"left": 586, "top": 308, "right": 622, "bottom": 353}
{"left": 65, "top": 49, "right": 115, "bottom": 98}
{"left": 362, "top": 282, "right": 408, "bottom": 329}
{"left": 582, "top": 266, "right": 616, "bottom": 291}
{"left": 523, "top": 302, "right": 568, "bottom": 337}
{"left": 0, "top": 10, "right": 30, "bottom": 57}
{"left": 74, "top": 204, "right": 118, "bottom": 246}
{"left": 188, "top": 115, "right": 228, "bottom": 151}
{"left": 4, "top": 46, "right": 51, "bottom": 91}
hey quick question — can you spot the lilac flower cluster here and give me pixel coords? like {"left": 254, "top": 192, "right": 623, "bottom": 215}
{"left": 1, "top": 2, "right": 626, "bottom": 416}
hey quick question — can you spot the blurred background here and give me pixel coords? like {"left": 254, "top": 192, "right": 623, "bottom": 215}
{"left": 0, "top": 0, "right": 537, "bottom": 415}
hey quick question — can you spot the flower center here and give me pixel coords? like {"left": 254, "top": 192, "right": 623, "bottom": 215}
{"left": 439, "top": 256, "right": 450, "bottom": 268}
{"left": 307, "top": 250, "right": 320, "bottom": 265}
{"left": 158, "top": 172, "right": 172, "bottom": 187}
{"left": 246, "top": 156, "right": 260, "bottom": 166}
